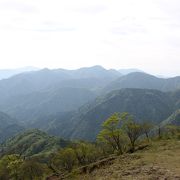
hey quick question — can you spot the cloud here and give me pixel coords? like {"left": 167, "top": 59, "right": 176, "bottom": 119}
{"left": 111, "top": 25, "right": 147, "bottom": 36}
{"left": 0, "top": 1, "right": 37, "bottom": 13}
{"left": 0, "top": 0, "right": 179, "bottom": 76}
{"left": 34, "top": 27, "right": 76, "bottom": 32}
{"left": 75, "top": 5, "right": 107, "bottom": 14}
{"left": 31, "top": 21, "right": 76, "bottom": 32}
{"left": 110, "top": 16, "right": 147, "bottom": 36}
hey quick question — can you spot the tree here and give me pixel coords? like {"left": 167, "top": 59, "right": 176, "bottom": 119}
{"left": 19, "top": 159, "right": 46, "bottom": 180}
{"left": 142, "top": 122, "right": 153, "bottom": 140}
{"left": 52, "top": 148, "right": 77, "bottom": 172}
{"left": 73, "top": 142, "right": 100, "bottom": 166}
{"left": 97, "top": 113, "right": 127, "bottom": 154}
{"left": 123, "top": 114, "right": 143, "bottom": 152}
{"left": 0, "top": 154, "right": 23, "bottom": 180}
{"left": 158, "top": 125, "right": 161, "bottom": 139}
{"left": 0, "top": 155, "right": 11, "bottom": 180}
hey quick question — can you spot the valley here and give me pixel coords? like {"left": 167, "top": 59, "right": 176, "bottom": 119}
{"left": 0, "top": 66, "right": 179, "bottom": 179}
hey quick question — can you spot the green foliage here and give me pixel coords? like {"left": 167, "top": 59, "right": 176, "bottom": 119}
{"left": 72, "top": 142, "right": 101, "bottom": 166}
{"left": 98, "top": 112, "right": 146, "bottom": 153}
{"left": 66, "top": 88, "right": 176, "bottom": 141}
{"left": 141, "top": 122, "right": 154, "bottom": 140}
{"left": 0, "top": 111, "right": 179, "bottom": 178}
{"left": 52, "top": 148, "right": 77, "bottom": 172}
{"left": 0, "top": 154, "right": 23, "bottom": 179}
{"left": 123, "top": 115, "right": 143, "bottom": 152}
{"left": 19, "top": 159, "right": 46, "bottom": 180}
{"left": 0, "top": 129, "right": 70, "bottom": 160}
{"left": 0, "top": 155, "right": 48, "bottom": 180}
{"left": 97, "top": 113, "right": 127, "bottom": 154}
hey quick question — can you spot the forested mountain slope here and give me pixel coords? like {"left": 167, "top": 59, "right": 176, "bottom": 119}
{"left": 0, "top": 129, "right": 70, "bottom": 158}
{"left": 104, "top": 72, "right": 180, "bottom": 93}
{"left": 40, "top": 88, "right": 178, "bottom": 141}
{"left": 0, "top": 87, "right": 96, "bottom": 122}
{"left": 0, "top": 111, "right": 24, "bottom": 143}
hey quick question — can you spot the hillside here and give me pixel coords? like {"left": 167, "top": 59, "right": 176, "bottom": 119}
{"left": 0, "top": 87, "right": 96, "bottom": 122}
{"left": 104, "top": 72, "right": 180, "bottom": 93}
{"left": 160, "top": 109, "right": 180, "bottom": 126}
{"left": 77, "top": 139, "right": 180, "bottom": 180}
{"left": 41, "top": 88, "right": 176, "bottom": 141}
{"left": 0, "top": 129, "right": 70, "bottom": 158}
{"left": 0, "top": 66, "right": 121, "bottom": 122}
{"left": 0, "top": 67, "right": 179, "bottom": 142}
{"left": 0, "top": 68, "right": 179, "bottom": 126}
{"left": 0, "top": 111, "right": 24, "bottom": 143}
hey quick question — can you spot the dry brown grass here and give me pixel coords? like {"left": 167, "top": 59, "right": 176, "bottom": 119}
{"left": 74, "top": 139, "right": 180, "bottom": 180}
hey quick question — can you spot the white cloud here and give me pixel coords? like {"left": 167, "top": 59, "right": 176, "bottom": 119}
{"left": 0, "top": 0, "right": 179, "bottom": 76}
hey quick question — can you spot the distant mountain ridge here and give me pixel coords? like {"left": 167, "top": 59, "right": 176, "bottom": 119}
{"left": 0, "top": 66, "right": 39, "bottom": 80}
{"left": 104, "top": 72, "right": 180, "bottom": 93}
{"left": 0, "top": 66, "right": 180, "bottom": 142}
{"left": 0, "top": 66, "right": 122, "bottom": 122}
{"left": 118, "top": 68, "right": 143, "bottom": 75}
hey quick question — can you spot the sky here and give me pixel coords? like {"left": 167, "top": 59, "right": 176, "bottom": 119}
{"left": 0, "top": 0, "right": 180, "bottom": 76}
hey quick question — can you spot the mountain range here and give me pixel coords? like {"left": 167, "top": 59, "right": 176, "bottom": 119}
{"left": 118, "top": 68, "right": 143, "bottom": 75}
{"left": 0, "top": 66, "right": 39, "bottom": 80}
{"left": 0, "top": 65, "right": 179, "bottom": 142}
{"left": 104, "top": 72, "right": 180, "bottom": 93}
{"left": 36, "top": 88, "right": 179, "bottom": 141}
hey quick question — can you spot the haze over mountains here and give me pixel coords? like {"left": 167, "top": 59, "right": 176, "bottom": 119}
{"left": 0, "top": 111, "right": 24, "bottom": 143}
{"left": 0, "top": 65, "right": 179, "bottom": 142}
{"left": 37, "top": 88, "right": 180, "bottom": 141}
{"left": 104, "top": 72, "right": 180, "bottom": 93}
{"left": 0, "top": 66, "right": 39, "bottom": 80}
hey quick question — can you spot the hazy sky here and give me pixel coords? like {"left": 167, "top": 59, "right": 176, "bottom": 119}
{"left": 0, "top": 0, "right": 180, "bottom": 76}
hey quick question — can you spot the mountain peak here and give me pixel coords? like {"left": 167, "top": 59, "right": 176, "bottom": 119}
{"left": 118, "top": 68, "right": 143, "bottom": 75}
{"left": 78, "top": 65, "right": 106, "bottom": 71}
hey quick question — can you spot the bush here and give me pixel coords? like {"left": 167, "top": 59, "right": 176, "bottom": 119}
{"left": 52, "top": 148, "right": 77, "bottom": 172}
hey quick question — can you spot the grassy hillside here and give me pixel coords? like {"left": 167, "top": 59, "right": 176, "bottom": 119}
{"left": 77, "top": 139, "right": 180, "bottom": 180}
{"left": 0, "top": 112, "right": 179, "bottom": 180}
